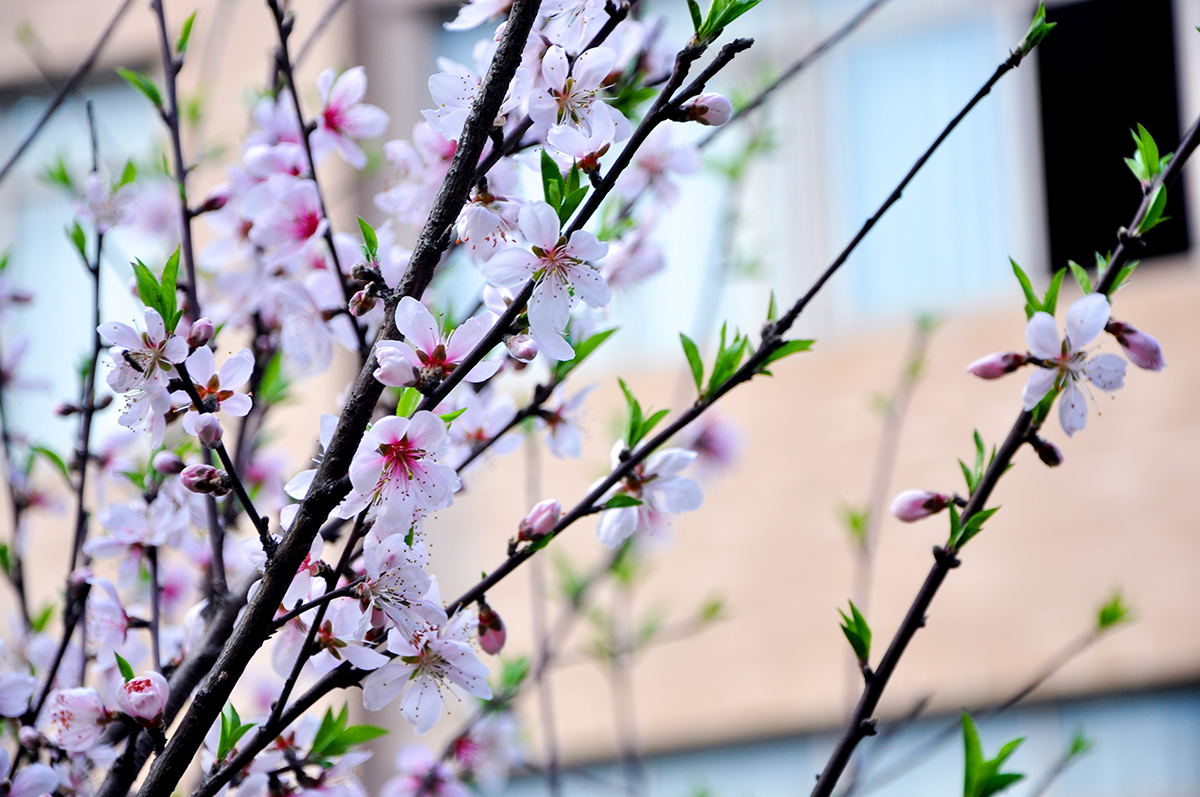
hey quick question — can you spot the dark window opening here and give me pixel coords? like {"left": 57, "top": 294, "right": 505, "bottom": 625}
{"left": 1037, "top": 0, "right": 1189, "bottom": 272}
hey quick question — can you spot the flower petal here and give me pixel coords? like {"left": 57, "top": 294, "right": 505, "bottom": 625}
{"left": 1058, "top": 380, "right": 1088, "bottom": 436}
{"left": 1022, "top": 366, "right": 1058, "bottom": 410}
{"left": 1065, "top": 293, "right": 1110, "bottom": 349}
{"left": 1025, "top": 312, "right": 1061, "bottom": 360}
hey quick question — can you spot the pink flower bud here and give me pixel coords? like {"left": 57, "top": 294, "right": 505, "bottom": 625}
{"left": 188, "top": 317, "right": 215, "bottom": 348}
{"left": 506, "top": 333, "right": 538, "bottom": 363}
{"left": 114, "top": 671, "right": 168, "bottom": 725}
{"left": 151, "top": 451, "right": 185, "bottom": 474}
{"left": 349, "top": 289, "right": 377, "bottom": 317}
{"left": 1107, "top": 320, "right": 1165, "bottom": 371}
{"left": 518, "top": 498, "right": 561, "bottom": 540}
{"left": 18, "top": 725, "right": 44, "bottom": 748}
{"left": 477, "top": 603, "right": 506, "bottom": 655}
{"left": 197, "top": 183, "right": 230, "bottom": 214}
{"left": 181, "top": 464, "right": 231, "bottom": 496}
{"left": 890, "top": 490, "right": 950, "bottom": 522}
{"left": 966, "top": 352, "right": 1026, "bottom": 379}
{"left": 681, "top": 92, "right": 734, "bottom": 126}
{"left": 194, "top": 413, "right": 223, "bottom": 448}
{"left": 47, "top": 687, "right": 109, "bottom": 752}
{"left": 54, "top": 401, "right": 81, "bottom": 417}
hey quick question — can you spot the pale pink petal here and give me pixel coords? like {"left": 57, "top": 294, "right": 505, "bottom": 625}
{"left": 1022, "top": 367, "right": 1058, "bottom": 410}
{"left": 185, "top": 347, "right": 217, "bottom": 384}
{"left": 518, "top": 201, "right": 563, "bottom": 250}
{"left": 540, "top": 46, "right": 570, "bottom": 95}
{"left": 330, "top": 67, "right": 368, "bottom": 110}
{"left": 1025, "top": 313, "right": 1061, "bottom": 360}
{"left": 1083, "top": 352, "right": 1126, "bottom": 392}
{"left": 481, "top": 247, "right": 539, "bottom": 287}
{"left": 222, "top": 393, "right": 253, "bottom": 417}
{"left": 563, "top": 262, "right": 610, "bottom": 309}
{"left": 572, "top": 47, "right": 616, "bottom": 89}
{"left": 1058, "top": 380, "right": 1088, "bottom": 436}
{"left": 400, "top": 675, "right": 444, "bottom": 735}
{"left": 597, "top": 506, "right": 638, "bottom": 548}
{"left": 218, "top": 349, "right": 255, "bottom": 389}
{"left": 563, "top": 229, "right": 608, "bottom": 262}
{"left": 395, "top": 296, "right": 442, "bottom": 354}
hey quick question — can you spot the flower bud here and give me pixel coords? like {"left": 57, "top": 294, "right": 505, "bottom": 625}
{"left": 151, "top": 451, "right": 185, "bottom": 474}
{"left": 188, "top": 317, "right": 215, "bottom": 349}
{"left": 476, "top": 602, "right": 506, "bottom": 655}
{"left": 518, "top": 498, "right": 561, "bottom": 541}
{"left": 966, "top": 352, "right": 1026, "bottom": 379}
{"left": 1107, "top": 320, "right": 1165, "bottom": 372}
{"left": 196, "top": 183, "right": 230, "bottom": 215}
{"left": 114, "top": 671, "right": 169, "bottom": 725}
{"left": 349, "top": 289, "right": 377, "bottom": 317}
{"left": 18, "top": 725, "right": 44, "bottom": 749}
{"left": 54, "top": 401, "right": 82, "bottom": 417}
{"left": 505, "top": 333, "right": 538, "bottom": 363}
{"left": 181, "top": 464, "right": 232, "bottom": 496}
{"left": 890, "top": 490, "right": 949, "bottom": 522}
{"left": 194, "top": 413, "right": 223, "bottom": 448}
{"left": 1030, "top": 436, "right": 1064, "bottom": 467}
{"left": 681, "top": 92, "right": 734, "bottom": 126}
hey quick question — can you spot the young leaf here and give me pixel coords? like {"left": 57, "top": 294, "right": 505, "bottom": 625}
{"left": 1136, "top": 123, "right": 1159, "bottom": 178}
{"left": 117, "top": 159, "right": 138, "bottom": 189}
{"left": 358, "top": 216, "right": 378, "bottom": 258}
{"left": 30, "top": 446, "right": 70, "bottom": 482}
{"left": 604, "top": 495, "right": 643, "bottom": 509}
{"left": 160, "top": 246, "right": 181, "bottom": 330}
{"left": 175, "top": 11, "right": 197, "bottom": 55}
{"left": 1018, "top": 2, "right": 1055, "bottom": 55}
{"left": 559, "top": 185, "right": 589, "bottom": 225}
{"left": 762, "top": 338, "right": 814, "bottom": 367}
{"left": 554, "top": 326, "right": 617, "bottom": 380}
{"left": 1009, "top": 258, "right": 1040, "bottom": 319}
{"left": 439, "top": 407, "right": 468, "bottom": 425}
{"left": 687, "top": 0, "right": 703, "bottom": 31}
{"left": 766, "top": 290, "right": 778, "bottom": 323}
{"left": 679, "top": 333, "right": 704, "bottom": 394}
{"left": 30, "top": 603, "right": 54, "bottom": 633}
{"left": 617, "top": 378, "right": 643, "bottom": 448}
{"left": 68, "top": 222, "right": 87, "bottom": 262}
{"left": 838, "top": 600, "right": 871, "bottom": 664}
{"left": 130, "top": 259, "right": 163, "bottom": 313}
{"left": 395, "top": 387, "right": 420, "bottom": 418}
{"left": 1041, "top": 267, "right": 1065, "bottom": 316}
{"left": 114, "top": 652, "right": 135, "bottom": 683}
{"left": 117, "top": 68, "right": 163, "bottom": 109}
{"left": 540, "top": 149, "right": 565, "bottom": 206}
{"left": 1066, "top": 260, "right": 1092, "bottom": 295}
{"left": 1097, "top": 590, "right": 1132, "bottom": 631}
{"left": 42, "top": 156, "right": 74, "bottom": 191}
{"left": 637, "top": 408, "right": 670, "bottom": 443}
{"left": 1138, "top": 183, "right": 1170, "bottom": 233}
{"left": 962, "top": 712, "right": 1026, "bottom": 797}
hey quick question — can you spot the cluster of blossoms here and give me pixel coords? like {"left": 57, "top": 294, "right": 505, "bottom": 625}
{"left": 0, "top": 0, "right": 747, "bottom": 794}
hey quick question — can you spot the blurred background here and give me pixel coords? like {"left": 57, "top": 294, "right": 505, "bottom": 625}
{"left": 0, "top": 0, "right": 1198, "bottom": 794}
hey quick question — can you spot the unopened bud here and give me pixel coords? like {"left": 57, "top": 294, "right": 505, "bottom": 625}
{"left": 196, "top": 183, "right": 230, "bottom": 215}
{"left": 681, "top": 92, "right": 734, "bottom": 126}
{"left": 890, "top": 490, "right": 949, "bottom": 522}
{"left": 18, "top": 725, "right": 44, "bottom": 749}
{"left": 349, "top": 289, "right": 376, "bottom": 317}
{"left": 966, "top": 352, "right": 1026, "bottom": 379}
{"left": 151, "top": 451, "right": 185, "bottom": 474}
{"left": 181, "top": 464, "right": 231, "bottom": 496}
{"left": 54, "top": 401, "right": 82, "bottom": 417}
{"left": 69, "top": 566, "right": 93, "bottom": 586}
{"left": 114, "top": 671, "right": 169, "bottom": 725}
{"left": 476, "top": 601, "right": 506, "bottom": 655}
{"left": 1030, "top": 436, "right": 1064, "bottom": 467}
{"left": 194, "top": 413, "right": 223, "bottom": 448}
{"left": 188, "top": 317, "right": 215, "bottom": 349}
{"left": 505, "top": 333, "right": 538, "bottom": 363}
{"left": 518, "top": 498, "right": 561, "bottom": 541}
{"left": 1107, "top": 320, "right": 1165, "bottom": 372}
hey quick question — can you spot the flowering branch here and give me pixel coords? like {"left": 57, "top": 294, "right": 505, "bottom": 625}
{"left": 808, "top": 109, "right": 1200, "bottom": 797}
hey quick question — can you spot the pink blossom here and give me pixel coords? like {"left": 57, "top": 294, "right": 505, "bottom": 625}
{"left": 358, "top": 533, "right": 446, "bottom": 635}
{"left": 537, "top": 384, "right": 595, "bottom": 458}
{"left": 375, "top": 123, "right": 457, "bottom": 228}
{"left": 172, "top": 347, "right": 254, "bottom": 435}
{"left": 482, "top": 201, "right": 610, "bottom": 360}
{"left": 0, "top": 671, "right": 36, "bottom": 717}
{"left": 181, "top": 464, "right": 231, "bottom": 496}
{"left": 616, "top": 125, "right": 700, "bottom": 206}
{"left": 444, "top": 0, "right": 511, "bottom": 31}
{"left": 74, "top": 172, "right": 134, "bottom": 233}
{"left": 188, "top": 317, "right": 215, "bottom": 348}
{"left": 380, "top": 747, "right": 469, "bottom": 797}
{"left": 890, "top": 490, "right": 949, "bottom": 522}
{"left": 47, "top": 687, "right": 110, "bottom": 752}
{"left": 113, "top": 671, "right": 168, "bottom": 724}
{"left": 596, "top": 445, "right": 704, "bottom": 547}
{"left": 444, "top": 388, "right": 519, "bottom": 469}
{"left": 680, "top": 92, "right": 734, "bottom": 126}
{"left": 1107, "top": 319, "right": 1165, "bottom": 371}
{"left": 375, "top": 298, "right": 500, "bottom": 390}
{"left": 244, "top": 175, "right": 327, "bottom": 267}
{"left": 529, "top": 46, "right": 625, "bottom": 136}
{"left": 519, "top": 499, "right": 561, "bottom": 540}
{"left": 0, "top": 747, "right": 58, "bottom": 797}
{"left": 313, "top": 67, "right": 390, "bottom": 169}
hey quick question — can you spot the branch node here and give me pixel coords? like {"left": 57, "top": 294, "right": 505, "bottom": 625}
{"left": 932, "top": 545, "right": 960, "bottom": 568}
{"left": 859, "top": 718, "right": 879, "bottom": 737}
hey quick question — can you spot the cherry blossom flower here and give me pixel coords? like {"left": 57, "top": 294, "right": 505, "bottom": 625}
{"left": 600, "top": 224, "right": 666, "bottom": 292}
{"left": 541, "top": 0, "right": 608, "bottom": 54}
{"left": 454, "top": 711, "right": 523, "bottom": 794}
{"left": 1022, "top": 293, "right": 1127, "bottom": 437}
{"left": 423, "top": 59, "right": 518, "bottom": 142}
{"left": 308, "top": 599, "right": 391, "bottom": 675}
{"left": 616, "top": 125, "right": 700, "bottom": 206}
{"left": 890, "top": 490, "right": 950, "bottom": 522}
{"left": 173, "top": 347, "right": 254, "bottom": 436}
{"left": 374, "top": 298, "right": 500, "bottom": 390}
{"left": 247, "top": 88, "right": 304, "bottom": 149}
{"left": 0, "top": 746, "right": 58, "bottom": 797}
{"left": 444, "top": 388, "right": 519, "bottom": 469}
{"left": 375, "top": 123, "right": 457, "bottom": 228}
{"left": 679, "top": 92, "right": 734, "bottom": 126}
{"left": 100, "top": 308, "right": 187, "bottom": 395}
{"left": 361, "top": 611, "right": 492, "bottom": 734}
{"left": 545, "top": 113, "right": 623, "bottom": 175}
{"left": 359, "top": 534, "right": 447, "bottom": 635}
{"left": 454, "top": 164, "right": 522, "bottom": 262}
{"left": 380, "top": 747, "right": 469, "bottom": 797}
{"left": 0, "top": 670, "right": 36, "bottom": 717}
{"left": 335, "top": 413, "right": 460, "bottom": 535}
{"left": 113, "top": 671, "right": 168, "bottom": 725}
{"left": 47, "top": 687, "right": 111, "bottom": 752}
{"left": 312, "top": 67, "right": 390, "bottom": 169}
{"left": 536, "top": 384, "right": 595, "bottom": 458}
{"left": 75, "top": 172, "right": 134, "bottom": 233}
{"left": 85, "top": 496, "right": 186, "bottom": 581}
{"left": 244, "top": 175, "right": 327, "bottom": 267}
{"left": 595, "top": 445, "right": 704, "bottom": 548}
{"left": 529, "top": 46, "right": 624, "bottom": 135}
{"left": 445, "top": 0, "right": 511, "bottom": 31}
{"left": 482, "top": 201, "right": 609, "bottom": 360}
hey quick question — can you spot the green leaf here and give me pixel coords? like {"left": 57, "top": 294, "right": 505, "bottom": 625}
{"left": 42, "top": 156, "right": 74, "bottom": 191}
{"left": 947, "top": 504, "right": 964, "bottom": 548}
{"left": 1136, "top": 123, "right": 1159, "bottom": 178}
{"left": 258, "top": 352, "right": 290, "bottom": 405}
{"left": 68, "top": 222, "right": 87, "bottom": 262}
{"left": 540, "top": 149, "right": 565, "bottom": 206}
{"left": 766, "top": 290, "right": 778, "bottom": 323}
{"left": 618, "top": 378, "right": 643, "bottom": 448}
{"left": 1041, "top": 267, "right": 1065, "bottom": 317}
{"left": 439, "top": 407, "right": 467, "bottom": 425}
{"left": 357, "top": 216, "right": 378, "bottom": 258}
{"left": 1067, "top": 260, "right": 1092, "bottom": 295}
{"left": 331, "top": 724, "right": 388, "bottom": 749}
{"left": 1139, "top": 183, "right": 1169, "bottom": 233}
{"left": 496, "top": 656, "right": 530, "bottom": 696}
{"left": 160, "top": 246, "right": 181, "bottom": 330}
{"left": 558, "top": 186, "right": 589, "bottom": 225}
{"left": 1068, "top": 730, "right": 1094, "bottom": 758}
{"left": 1018, "top": 2, "right": 1055, "bottom": 55}
{"left": 1097, "top": 590, "right": 1132, "bottom": 631}
{"left": 698, "top": 595, "right": 724, "bottom": 622}
{"left": 130, "top": 259, "right": 163, "bottom": 314}
{"left": 117, "top": 67, "right": 163, "bottom": 109}
{"left": 762, "top": 339, "right": 814, "bottom": 367}
{"left": 395, "top": 387, "right": 420, "bottom": 418}
{"left": 840, "top": 505, "right": 869, "bottom": 546}
{"left": 604, "top": 495, "right": 643, "bottom": 509}
{"left": 553, "top": 327, "right": 617, "bottom": 381}
{"left": 680, "top": 333, "right": 704, "bottom": 394}
{"left": 958, "top": 506, "right": 1000, "bottom": 548}
{"left": 697, "top": 0, "right": 761, "bottom": 44}
{"left": 963, "top": 713, "right": 1026, "bottom": 797}
{"left": 0, "top": 544, "right": 10, "bottom": 577}
{"left": 175, "top": 11, "right": 196, "bottom": 54}
{"left": 29, "top": 603, "right": 54, "bottom": 633}
{"left": 0, "top": 249, "right": 9, "bottom": 272}
{"left": 1010, "top": 258, "right": 1040, "bottom": 319}
{"left": 116, "top": 159, "right": 138, "bottom": 189}
{"left": 838, "top": 600, "right": 871, "bottom": 664}
{"left": 114, "top": 652, "right": 135, "bottom": 683}
{"left": 30, "top": 446, "right": 70, "bottom": 482}
{"left": 687, "top": 0, "right": 703, "bottom": 31}
{"left": 637, "top": 408, "right": 670, "bottom": 443}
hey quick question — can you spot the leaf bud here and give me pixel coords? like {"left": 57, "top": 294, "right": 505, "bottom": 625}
{"left": 505, "top": 333, "right": 538, "bottom": 363}
{"left": 680, "top": 92, "right": 734, "bottom": 126}
{"left": 966, "top": 352, "right": 1026, "bottom": 379}
{"left": 476, "top": 601, "right": 506, "bottom": 655}
{"left": 518, "top": 498, "right": 562, "bottom": 541}
{"left": 890, "top": 490, "right": 950, "bottom": 522}
{"left": 1106, "top": 320, "right": 1165, "bottom": 372}
{"left": 188, "top": 317, "right": 215, "bottom": 349}
{"left": 194, "top": 413, "right": 223, "bottom": 448}
{"left": 151, "top": 450, "right": 185, "bottom": 474}
{"left": 181, "top": 464, "right": 231, "bottom": 496}
{"left": 349, "top": 289, "right": 377, "bottom": 317}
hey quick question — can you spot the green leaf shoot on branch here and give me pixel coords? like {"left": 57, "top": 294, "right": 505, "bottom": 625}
{"left": 617, "top": 378, "right": 669, "bottom": 449}
{"left": 217, "top": 702, "right": 256, "bottom": 764}
{"left": 962, "top": 713, "right": 1025, "bottom": 797}
{"left": 553, "top": 326, "right": 617, "bottom": 382}
{"left": 131, "top": 247, "right": 184, "bottom": 332}
{"left": 1017, "top": 2, "right": 1055, "bottom": 56}
{"left": 693, "top": 0, "right": 761, "bottom": 46}
{"left": 1097, "top": 590, "right": 1133, "bottom": 631}
{"left": 117, "top": 67, "right": 164, "bottom": 110}
{"left": 1125, "top": 123, "right": 1172, "bottom": 187}
{"left": 175, "top": 11, "right": 197, "bottom": 55}
{"left": 838, "top": 601, "right": 871, "bottom": 667}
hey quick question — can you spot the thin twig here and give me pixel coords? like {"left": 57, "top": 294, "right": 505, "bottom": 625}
{"left": 294, "top": 0, "right": 352, "bottom": 69}
{"left": 147, "top": 547, "right": 163, "bottom": 672}
{"left": 0, "top": 0, "right": 137, "bottom": 187}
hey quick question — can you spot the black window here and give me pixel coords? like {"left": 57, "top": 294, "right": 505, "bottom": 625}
{"left": 1037, "top": 0, "right": 1188, "bottom": 271}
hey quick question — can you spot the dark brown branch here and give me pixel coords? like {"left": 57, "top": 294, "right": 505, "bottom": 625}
{"left": 0, "top": 0, "right": 137, "bottom": 186}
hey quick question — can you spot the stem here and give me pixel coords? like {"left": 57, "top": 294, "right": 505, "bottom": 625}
{"left": 455, "top": 380, "right": 556, "bottom": 474}
{"left": 147, "top": 546, "right": 163, "bottom": 672}
{"left": 270, "top": 577, "right": 364, "bottom": 630}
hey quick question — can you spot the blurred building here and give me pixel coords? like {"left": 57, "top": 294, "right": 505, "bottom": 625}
{"left": 0, "top": 0, "right": 1198, "bottom": 795}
